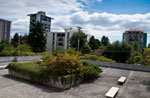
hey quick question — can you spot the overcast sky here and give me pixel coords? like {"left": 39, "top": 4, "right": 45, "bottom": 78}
{"left": 0, "top": 0, "right": 150, "bottom": 44}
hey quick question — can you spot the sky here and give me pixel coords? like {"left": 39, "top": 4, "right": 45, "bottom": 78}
{"left": 0, "top": 0, "right": 150, "bottom": 44}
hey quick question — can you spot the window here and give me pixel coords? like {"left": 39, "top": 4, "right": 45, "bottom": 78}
{"left": 58, "top": 38, "right": 63, "bottom": 41}
{"left": 57, "top": 33, "right": 65, "bottom": 37}
{"left": 58, "top": 43, "right": 63, "bottom": 46}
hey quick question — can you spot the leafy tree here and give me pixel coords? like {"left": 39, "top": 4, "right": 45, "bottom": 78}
{"left": 104, "top": 41, "right": 132, "bottom": 63}
{"left": 143, "top": 48, "right": 150, "bottom": 66}
{"left": 81, "top": 44, "right": 91, "bottom": 54}
{"left": 11, "top": 33, "right": 19, "bottom": 47}
{"left": 133, "top": 41, "right": 139, "bottom": 51}
{"left": 127, "top": 51, "right": 143, "bottom": 64}
{"left": 148, "top": 43, "right": 150, "bottom": 48}
{"left": 20, "top": 34, "right": 28, "bottom": 44}
{"left": 70, "top": 32, "right": 87, "bottom": 51}
{"left": 101, "top": 36, "right": 109, "bottom": 46}
{"left": 28, "top": 22, "right": 46, "bottom": 52}
{"left": 88, "top": 36, "right": 101, "bottom": 50}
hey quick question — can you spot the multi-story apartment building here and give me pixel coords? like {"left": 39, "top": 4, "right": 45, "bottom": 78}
{"left": 47, "top": 28, "right": 75, "bottom": 53}
{"left": 123, "top": 28, "right": 147, "bottom": 51}
{"left": 0, "top": 18, "right": 11, "bottom": 42}
{"left": 28, "top": 11, "right": 53, "bottom": 35}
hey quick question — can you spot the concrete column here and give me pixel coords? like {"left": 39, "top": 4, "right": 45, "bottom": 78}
{"left": 54, "top": 33, "right": 57, "bottom": 50}
{"left": 64, "top": 32, "right": 68, "bottom": 49}
{"left": 46, "top": 32, "right": 53, "bottom": 53}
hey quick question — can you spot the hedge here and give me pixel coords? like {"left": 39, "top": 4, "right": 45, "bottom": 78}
{"left": 80, "top": 54, "right": 116, "bottom": 63}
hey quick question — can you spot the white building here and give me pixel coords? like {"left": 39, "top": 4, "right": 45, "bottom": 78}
{"left": 47, "top": 28, "right": 75, "bottom": 53}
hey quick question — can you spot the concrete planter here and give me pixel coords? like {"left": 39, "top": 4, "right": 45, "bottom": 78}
{"left": 8, "top": 70, "right": 83, "bottom": 89}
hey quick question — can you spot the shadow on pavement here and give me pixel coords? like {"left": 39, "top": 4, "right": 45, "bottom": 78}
{"left": 2, "top": 74, "right": 65, "bottom": 93}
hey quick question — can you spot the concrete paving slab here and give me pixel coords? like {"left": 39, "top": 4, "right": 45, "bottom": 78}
{"left": 0, "top": 67, "right": 150, "bottom": 98}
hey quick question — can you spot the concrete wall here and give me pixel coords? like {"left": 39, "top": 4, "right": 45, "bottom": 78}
{"left": 82, "top": 60, "right": 150, "bottom": 72}
{"left": 0, "top": 56, "right": 16, "bottom": 62}
{"left": 0, "top": 56, "right": 44, "bottom": 63}
{"left": 8, "top": 70, "right": 83, "bottom": 89}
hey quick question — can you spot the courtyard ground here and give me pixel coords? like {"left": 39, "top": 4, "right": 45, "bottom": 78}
{"left": 0, "top": 63, "right": 150, "bottom": 98}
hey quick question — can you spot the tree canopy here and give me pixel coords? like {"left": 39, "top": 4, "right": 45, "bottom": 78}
{"left": 104, "top": 41, "right": 132, "bottom": 63}
{"left": 101, "top": 36, "right": 109, "bottom": 46}
{"left": 28, "top": 22, "right": 46, "bottom": 52}
{"left": 70, "top": 31, "right": 87, "bottom": 51}
{"left": 11, "top": 33, "right": 19, "bottom": 47}
{"left": 133, "top": 41, "right": 139, "bottom": 51}
{"left": 88, "top": 36, "right": 101, "bottom": 50}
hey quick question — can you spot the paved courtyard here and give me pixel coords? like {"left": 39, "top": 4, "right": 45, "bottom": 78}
{"left": 0, "top": 63, "right": 150, "bottom": 98}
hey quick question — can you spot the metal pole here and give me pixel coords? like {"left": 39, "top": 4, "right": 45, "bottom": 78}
{"left": 77, "top": 26, "right": 82, "bottom": 51}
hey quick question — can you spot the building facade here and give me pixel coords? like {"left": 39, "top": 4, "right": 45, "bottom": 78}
{"left": 123, "top": 28, "right": 147, "bottom": 51}
{"left": 47, "top": 28, "right": 75, "bottom": 53}
{"left": 28, "top": 11, "right": 53, "bottom": 35}
{"left": 0, "top": 18, "right": 11, "bottom": 42}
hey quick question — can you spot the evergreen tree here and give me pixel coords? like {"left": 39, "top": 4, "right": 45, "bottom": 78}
{"left": 28, "top": 22, "right": 46, "bottom": 52}
{"left": 101, "top": 36, "right": 109, "bottom": 46}
{"left": 20, "top": 34, "right": 28, "bottom": 44}
{"left": 11, "top": 33, "right": 19, "bottom": 47}
{"left": 88, "top": 36, "right": 101, "bottom": 50}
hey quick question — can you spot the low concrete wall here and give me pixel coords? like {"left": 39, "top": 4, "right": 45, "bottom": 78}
{"left": 82, "top": 60, "right": 150, "bottom": 72}
{"left": 16, "top": 56, "right": 44, "bottom": 62}
{"left": 8, "top": 70, "right": 82, "bottom": 89}
{"left": 0, "top": 57, "right": 16, "bottom": 62}
{"left": 0, "top": 56, "right": 44, "bottom": 63}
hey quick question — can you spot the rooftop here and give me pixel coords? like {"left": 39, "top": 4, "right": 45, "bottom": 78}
{"left": 0, "top": 62, "right": 150, "bottom": 98}
{"left": 125, "top": 28, "right": 145, "bottom": 33}
{"left": 0, "top": 18, "right": 11, "bottom": 22}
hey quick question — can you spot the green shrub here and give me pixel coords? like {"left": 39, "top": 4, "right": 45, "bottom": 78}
{"left": 127, "top": 51, "right": 143, "bottom": 64}
{"left": 80, "top": 54, "right": 115, "bottom": 63}
{"left": 0, "top": 46, "right": 15, "bottom": 56}
{"left": 0, "top": 41, "right": 11, "bottom": 52}
{"left": 35, "top": 52, "right": 48, "bottom": 56}
{"left": 43, "top": 54, "right": 83, "bottom": 77}
{"left": 12, "top": 44, "right": 35, "bottom": 56}
{"left": 61, "top": 48, "right": 82, "bottom": 56}
{"left": 0, "top": 43, "right": 47, "bottom": 56}
{"left": 98, "top": 56, "right": 116, "bottom": 63}
{"left": 143, "top": 48, "right": 150, "bottom": 66}
{"left": 82, "top": 61, "right": 102, "bottom": 80}
{"left": 79, "top": 56, "right": 85, "bottom": 59}
{"left": 6, "top": 62, "right": 49, "bottom": 82}
{"left": 82, "top": 54, "right": 98, "bottom": 60}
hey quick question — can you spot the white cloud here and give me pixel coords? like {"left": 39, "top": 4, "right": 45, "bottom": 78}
{"left": 96, "top": 0, "right": 102, "bottom": 2}
{"left": 68, "top": 11, "right": 150, "bottom": 43}
{"left": 0, "top": 0, "right": 83, "bottom": 35}
{"left": 0, "top": 0, "right": 150, "bottom": 44}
